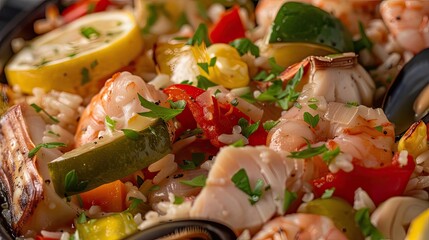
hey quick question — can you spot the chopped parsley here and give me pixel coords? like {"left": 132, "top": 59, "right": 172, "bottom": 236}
{"left": 28, "top": 142, "right": 66, "bottom": 158}
{"left": 374, "top": 125, "right": 383, "bottom": 132}
{"left": 346, "top": 101, "right": 359, "bottom": 107}
{"left": 149, "top": 185, "right": 160, "bottom": 192}
{"left": 128, "top": 197, "right": 144, "bottom": 211}
{"left": 80, "top": 27, "right": 100, "bottom": 39}
{"left": 180, "top": 174, "right": 207, "bottom": 187}
{"left": 321, "top": 187, "right": 335, "bottom": 199}
{"left": 240, "top": 92, "right": 256, "bottom": 103}
{"left": 105, "top": 115, "right": 117, "bottom": 131}
{"left": 90, "top": 60, "right": 98, "bottom": 69}
{"left": 230, "top": 98, "right": 239, "bottom": 106}
{"left": 197, "top": 62, "right": 210, "bottom": 74}
{"left": 187, "top": 23, "right": 211, "bottom": 46}
{"left": 230, "top": 139, "right": 245, "bottom": 147}
{"left": 176, "top": 12, "right": 189, "bottom": 29}
{"left": 137, "top": 93, "right": 185, "bottom": 121}
{"left": 256, "top": 66, "right": 303, "bottom": 110}
{"left": 263, "top": 120, "right": 279, "bottom": 131}
{"left": 288, "top": 143, "right": 329, "bottom": 159}
{"left": 209, "top": 57, "right": 217, "bottom": 67}
{"left": 142, "top": 4, "right": 158, "bottom": 34}
{"left": 237, "top": 118, "right": 259, "bottom": 138}
{"left": 322, "top": 146, "right": 341, "bottom": 165}
{"left": 196, "top": 75, "right": 217, "bottom": 90}
{"left": 229, "top": 38, "right": 260, "bottom": 57}
{"left": 47, "top": 130, "right": 60, "bottom": 137}
{"left": 121, "top": 129, "right": 140, "bottom": 140}
{"left": 308, "top": 98, "right": 318, "bottom": 103}
{"left": 268, "top": 57, "right": 285, "bottom": 76}
{"left": 30, "top": 103, "right": 60, "bottom": 123}
{"left": 180, "top": 80, "right": 193, "bottom": 85}
{"left": 77, "top": 212, "right": 87, "bottom": 224}
{"left": 173, "top": 195, "right": 184, "bottom": 205}
{"left": 81, "top": 67, "right": 90, "bottom": 85}
{"left": 179, "top": 152, "right": 205, "bottom": 170}
{"left": 308, "top": 103, "right": 318, "bottom": 110}
{"left": 168, "top": 99, "right": 186, "bottom": 110}
{"left": 231, "top": 168, "right": 265, "bottom": 205}
{"left": 64, "top": 169, "right": 89, "bottom": 195}
{"left": 283, "top": 189, "right": 297, "bottom": 212}
{"left": 355, "top": 208, "right": 384, "bottom": 240}
{"left": 303, "top": 112, "right": 319, "bottom": 128}
{"left": 354, "top": 21, "right": 374, "bottom": 52}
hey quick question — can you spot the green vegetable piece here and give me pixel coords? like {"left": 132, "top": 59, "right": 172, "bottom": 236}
{"left": 298, "top": 197, "right": 364, "bottom": 240}
{"left": 269, "top": 2, "right": 354, "bottom": 52}
{"left": 76, "top": 212, "right": 137, "bottom": 240}
{"left": 48, "top": 119, "right": 171, "bottom": 197}
{"left": 180, "top": 174, "right": 207, "bottom": 187}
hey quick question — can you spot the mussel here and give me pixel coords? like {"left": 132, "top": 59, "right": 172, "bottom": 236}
{"left": 382, "top": 48, "right": 429, "bottom": 136}
{"left": 126, "top": 219, "right": 237, "bottom": 240}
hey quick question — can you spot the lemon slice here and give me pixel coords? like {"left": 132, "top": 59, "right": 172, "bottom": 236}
{"left": 5, "top": 11, "right": 142, "bottom": 97}
{"left": 407, "top": 208, "right": 429, "bottom": 239}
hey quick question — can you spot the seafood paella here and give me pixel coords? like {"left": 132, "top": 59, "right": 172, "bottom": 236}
{"left": 0, "top": 0, "right": 429, "bottom": 239}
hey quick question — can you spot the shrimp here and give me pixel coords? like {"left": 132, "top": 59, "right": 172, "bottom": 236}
{"left": 252, "top": 214, "right": 347, "bottom": 240}
{"left": 190, "top": 146, "right": 313, "bottom": 234}
{"left": 74, "top": 72, "right": 167, "bottom": 147}
{"left": 380, "top": 0, "right": 429, "bottom": 53}
{"left": 268, "top": 98, "right": 395, "bottom": 169}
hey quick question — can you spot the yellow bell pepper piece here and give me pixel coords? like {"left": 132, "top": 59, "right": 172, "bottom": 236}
{"left": 76, "top": 212, "right": 137, "bottom": 240}
{"left": 206, "top": 44, "right": 250, "bottom": 89}
{"left": 398, "top": 121, "right": 428, "bottom": 158}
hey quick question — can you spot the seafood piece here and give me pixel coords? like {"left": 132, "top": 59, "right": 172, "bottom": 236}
{"left": 382, "top": 48, "right": 429, "bottom": 135}
{"left": 380, "top": 0, "right": 429, "bottom": 53}
{"left": 129, "top": 219, "right": 236, "bottom": 240}
{"left": 268, "top": 99, "right": 395, "bottom": 168}
{"left": 252, "top": 214, "right": 347, "bottom": 240}
{"left": 0, "top": 103, "right": 77, "bottom": 236}
{"left": 75, "top": 71, "right": 168, "bottom": 147}
{"left": 190, "top": 146, "right": 312, "bottom": 233}
{"left": 281, "top": 53, "right": 376, "bottom": 107}
{"left": 371, "top": 197, "right": 429, "bottom": 240}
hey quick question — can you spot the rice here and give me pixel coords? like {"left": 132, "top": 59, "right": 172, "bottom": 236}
{"left": 148, "top": 154, "right": 177, "bottom": 184}
{"left": 125, "top": 181, "right": 147, "bottom": 205}
{"left": 138, "top": 193, "right": 191, "bottom": 230}
{"left": 328, "top": 152, "right": 353, "bottom": 173}
{"left": 354, "top": 188, "right": 376, "bottom": 212}
{"left": 218, "top": 125, "right": 248, "bottom": 145}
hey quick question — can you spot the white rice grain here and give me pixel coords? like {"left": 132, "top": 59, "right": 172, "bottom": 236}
{"left": 354, "top": 188, "right": 376, "bottom": 212}
{"left": 148, "top": 154, "right": 177, "bottom": 184}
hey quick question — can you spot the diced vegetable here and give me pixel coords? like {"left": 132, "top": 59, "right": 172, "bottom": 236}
{"left": 209, "top": 6, "right": 245, "bottom": 44}
{"left": 80, "top": 180, "right": 127, "bottom": 212}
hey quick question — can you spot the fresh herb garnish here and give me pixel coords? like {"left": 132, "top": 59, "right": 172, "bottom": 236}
{"left": 196, "top": 75, "right": 217, "bottom": 90}
{"left": 81, "top": 67, "right": 90, "bottom": 85}
{"left": 263, "top": 120, "right": 279, "bottom": 131}
{"left": 179, "top": 152, "right": 205, "bottom": 170}
{"left": 322, "top": 147, "right": 340, "bottom": 165}
{"left": 28, "top": 142, "right": 66, "bottom": 158}
{"left": 64, "top": 169, "right": 89, "bottom": 195}
{"left": 209, "top": 57, "right": 217, "bottom": 67}
{"left": 142, "top": 4, "right": 158, "bottom": 34}
{"left": 253, "top": 70, "right": 269, "bottom": 81}
{"left": 229, "top": 38, "right": 260, "bottom": 57}
{"left": 80, "top": 27, "right": 100, "bottom": 39}
{"left": 214, "top": 89, "right": 222, "bottom": 97}
{"left": 230, "top": 98, "right": 239, "bottom": 107}
{"left": 179, "top": 128, "right": 203, "bottom": 139}
{"left": 308, "top": 103, "right": 318, "bottom": 110}
{"left": 303, "top": 112, "right": 319, "bottom": 128}
{"left": 149, "top": 185, "right": 160, "bottom": 192}
{"left": 308, "top": 98, "right": 318, "bottom": 103}
{"left": 128, "top": 197, "right": 144, "bottom": 211}
{"left": 288, "top": 143, "right": 329, "bottom": 159}
{"left": 180, "top": 80, "right": 193, "bottom": 85}
{"left": 197, "top": 62, "right": 210, "bottom": 74}
{"left": 187, "top": 23, "right": 211, "bottom": 46}
{"left": 230, "top": 139, "right": 245, "bottom": 147}
{"left": 256, "top": 66, "right": 303, "bottom": 110}
{"left": 47, "top": 130, "right": 60, "bottom": 137}
{"left": 77, "top": 212, "right": 87, "bottom": 224}
{"left": 176, "top": 12, "right": 189, "bottom": 28}
{"left": 374, "top": 125, "right": 383, "bottom": 132}
{"left": 268, "top": 57, "right": 285, "bottom": 75}
{"left": 346, "top": 101, "right": 359, "bottom": 107}
{"left": 173, "top": 195, "right": 184, "bottom": 205}
{"left": 105, "top": 115, "right": 117, "bottom": 131}
{"left": 231, "top": 168, "right": 265, "bottom": 205}
{"left": 354, "top": 21, "right": 373, "bottom": 52}
{"left": 355, "top": 208, "right": 384, "bottom": 240}
{"left": 121, "top": 129, "right": 140, "bottom": 140}
{"left": 30, "top": 103, "right": 59, "bottom": 123}
{"left": 240, "top": 92, "right": 256, "bottom": 103}
{"left": 283, "top": 189, "right": 297, "bottom": 212}
{"left": 237, "top": 118, "right": 259, "bottom": 138}
{"left": 180, "top": 175, "right": 207, "bottom": 187}
{"left": 168, "top": 99, "right": 186, "bottom": 110}
{"left": 321, "top": 187, "right": 336, "bottom": 199}
{"left": 90, "top": 60, "right": 98, "bottom": 69}
{"left": 138, "top": 93, "right": 185, "bottom": 121}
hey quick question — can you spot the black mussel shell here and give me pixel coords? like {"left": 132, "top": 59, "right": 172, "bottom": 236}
{"left": 127, "top": 219, "right": 237, "bottom": 240}
{"left": 382, "top": 48, "right": 429, "bottom": 135}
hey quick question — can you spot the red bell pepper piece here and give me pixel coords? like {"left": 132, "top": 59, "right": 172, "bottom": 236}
{"left": 312, "top": 152, "right": 415, "bottom": 206}
{"left": 209, "top": 6, "right": 246, "bottom": 44}
{"left": 62, "top": 0, "right": 111, "bottom": 23}
{"left": 163, "top": 84, "right": 267, "bottom": 147}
